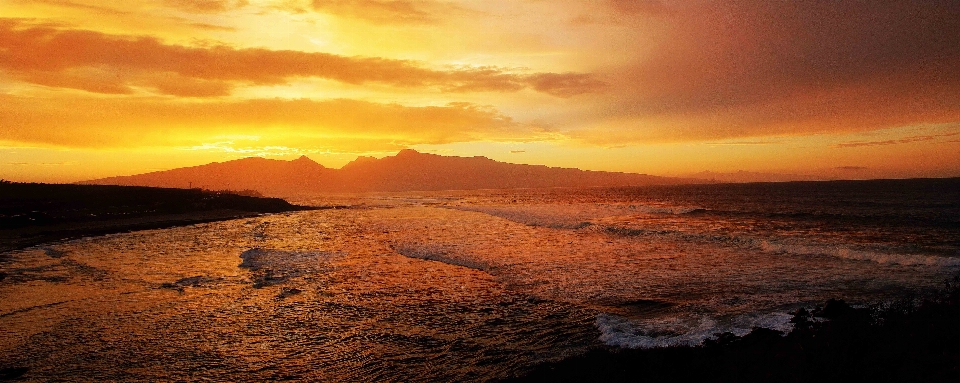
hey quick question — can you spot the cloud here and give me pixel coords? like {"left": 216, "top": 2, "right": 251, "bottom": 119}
{"left": 0, "top": 19, "right": 604, "bottom": 97}
{"left": 0, "top": 94, "right": 552, "bottom": 150}
{"left": 23, "top": 1, "right": 238, "bottom": 30}
{"left": 582, "top": 1, "right": 960, "bottom": 143}
{"left": 182, "top": 22, "right": 238, "bottom": 32}
{"left": 23, "top": 0, "right": 131, "bottom": 15}
{"left": 606, "top": 0, "right": 668, "bottom": 16}
{"left": 146, "top": 73, "right": 234, "bottom": 97}
{"left": 162, "top": 0, "right": 249, "bottom": 13}
{"left": 831, "top": 132, "right": 960, "bottom": 148}
{"left": 701, "top": 141, "right": 780, "bottom": 146}
{"left": 309, "top": 0, "right": 466, "bottom": 25}
{"left": 22, "top": 66, "right": 136, "bottom": 95}
{"left": 525, "top": 73, "right": 607, "bottom": 98}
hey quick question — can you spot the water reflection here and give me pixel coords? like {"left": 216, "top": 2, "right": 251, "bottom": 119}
{"left": 2, "top": 186, "right": 957, "bottom": 381}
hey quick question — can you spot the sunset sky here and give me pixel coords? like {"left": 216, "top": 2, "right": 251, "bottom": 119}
{"left": 2, "top": 0, "right": 959, "bottom": 183}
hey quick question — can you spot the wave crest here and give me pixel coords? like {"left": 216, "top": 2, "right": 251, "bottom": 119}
{"left": 596, "top": 312, "right": 795, "bottom": 349}
{"left": 393, "top": 244, "right": 491, "bottom": 272}
{"left": 759, "top": 241, "right": 960, "bottom": 267}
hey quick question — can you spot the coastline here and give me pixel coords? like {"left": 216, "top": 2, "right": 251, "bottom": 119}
{"left": 504, "top": 279, "right": 960, "bottom": 383}
{"left": 0, "top": 182, "right": 315, "bottom": 253}
{"left": 2, "top": 209, "right": 277, "bottom": 253}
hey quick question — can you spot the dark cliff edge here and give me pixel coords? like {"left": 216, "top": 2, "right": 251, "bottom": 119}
{"left": 0, "top": 181, "right": 316, "bottom": 252}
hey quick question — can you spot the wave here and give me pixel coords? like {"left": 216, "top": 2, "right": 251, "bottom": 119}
{"left": 625, "top": 205, "right": 706, "bottom": 215}
{"left": 759, "top": 241, "right": 960, "bottom": 267}
{"left": 596, "top": 312, "right": 795, "bottom": 349}
{"left": 392, "top": 244, "right": 491, "bottom": 272}
{"left": 447, "top": 203, "right": 704, "bottom": 230}
{"left": 601, "top": 224, "right": 960, "bottom": 268}
{"left": 600, "top": 226, "right": 760, "bottom": 249}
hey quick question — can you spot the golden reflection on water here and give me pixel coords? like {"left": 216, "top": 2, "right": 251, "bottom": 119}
{"left": 1, "top": 207, "right": 599, "bottom": 381}
{"left": 1, "top": 193, "right": 955, "bottom": 381}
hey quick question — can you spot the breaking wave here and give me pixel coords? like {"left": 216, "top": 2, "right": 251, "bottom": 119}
{"left": 603, "top": 224, "right": 960, "bottom": 268}
{"left": 392, "top": 243, "right": 491, "bottom": 272}
{"left": 596, "top": 311, "right": 795, "bottom": 349}
{"left": 759, "top": 241, "right": 960, "bottom": 267}
{"left": 448, "top": 203, "right": 704, "bottom": 230}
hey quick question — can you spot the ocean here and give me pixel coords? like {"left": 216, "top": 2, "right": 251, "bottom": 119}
{"left": 2, "top": 178, "right": 959, "bottom": 381}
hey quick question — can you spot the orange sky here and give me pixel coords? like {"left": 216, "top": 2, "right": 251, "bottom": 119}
{"left": 2, "top": 0, "right": 959, "bottom": 183}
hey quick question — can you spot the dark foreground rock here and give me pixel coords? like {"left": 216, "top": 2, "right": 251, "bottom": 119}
{"left": 0, "top": 367, "right": 28, "bottom": 381}
{"left": 505, "top": 276, "right": 960, "bottom": 383}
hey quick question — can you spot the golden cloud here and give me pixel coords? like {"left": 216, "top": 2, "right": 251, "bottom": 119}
{"left": 0, "top": 19, "right": 605, "bottom": 97}
{"left": 309, "top": 0, "right": 466, "bottom": 25}
{"left": 162, "top": 0, "right": 250, "bottom": 13}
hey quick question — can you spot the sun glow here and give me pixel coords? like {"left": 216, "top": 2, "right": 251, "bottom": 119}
{"left": 1, "top": 0, "right": 959, "bottom": 182}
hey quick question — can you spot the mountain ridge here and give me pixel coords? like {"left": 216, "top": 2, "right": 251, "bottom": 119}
{"left": 81, "top": 150, "right": 700, "bottom": 197}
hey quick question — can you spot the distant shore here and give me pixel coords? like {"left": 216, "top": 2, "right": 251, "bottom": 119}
{"left": 0, "top": 182, "right": 315, "bottom": 253}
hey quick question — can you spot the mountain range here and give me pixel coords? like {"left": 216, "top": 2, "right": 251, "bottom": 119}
{"left": 81, "top": 149, "right": 699, "bottom": 197}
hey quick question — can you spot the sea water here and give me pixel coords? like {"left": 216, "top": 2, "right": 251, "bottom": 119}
{"left": 2, "top": 178, "right": 959, "bottom": 381}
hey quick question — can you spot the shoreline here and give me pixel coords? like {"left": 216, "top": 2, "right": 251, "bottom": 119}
{"left": 1, "top": 209, "right": 281, "bottom": 253}
{"left": 1, "top": 182, "right": 317, "bottom": 253}
{"left": 503, "top": 280, "right": 960, "bottom": 383}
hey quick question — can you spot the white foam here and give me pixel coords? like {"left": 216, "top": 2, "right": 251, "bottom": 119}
{"left": 393, "top": 244, "right": 490, "bottom": 272}
{"left": 449, "top": 203, "right": 702, "bottom": 230}
{"left": 596, "top": 314, "right": 719, "bottom": 348}
{"left": 596, "top": 312, "right": 795, "bottom": 349}
{"left": 627, "top": 204, "right": 704, "bottom": 215}
{"left": 728, "top": 311, "right": 796, "bottom": 334}
{"left": 759, "top": 241, "right": 960, "bottom": 267}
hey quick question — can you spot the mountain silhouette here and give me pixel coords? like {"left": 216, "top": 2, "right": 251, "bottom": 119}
{"left": 82, "top": 150, "right": 696, "bottom": 197}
